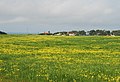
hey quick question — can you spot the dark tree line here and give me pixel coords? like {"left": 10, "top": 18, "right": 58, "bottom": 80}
{"left": 88, "top": 30, "right": 120, "bottom": 36}
{"left": 1, "top": 29, "right": 119, "bottom": 36}
{"left": 88, "top": 30, "right": 111, "bottom": 36}
{"left": 46, "top": 30, "right": 120, "bottom": 36}
{"left": 111, "top": 30, "right": 120, "bottom": 36}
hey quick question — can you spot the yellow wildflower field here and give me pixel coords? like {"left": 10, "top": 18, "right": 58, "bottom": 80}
{"left": 0, "top": 35, "right": 120, "bottom": 82}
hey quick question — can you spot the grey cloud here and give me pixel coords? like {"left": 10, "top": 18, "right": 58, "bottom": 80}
{"left": 0, "top": 17, "right": 29, "bottom": 24}
{"left": 0, "top": 0, "right": 120, "bottom": 27}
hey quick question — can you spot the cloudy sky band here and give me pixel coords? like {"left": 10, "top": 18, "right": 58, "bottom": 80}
{"left": 0, "top": 0, "right": 120, "bottom": 33}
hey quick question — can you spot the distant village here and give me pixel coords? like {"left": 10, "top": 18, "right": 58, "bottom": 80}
{"left": 0, "top": 30, "right": 120, "bottom": 36}
{"left": 39, "top": 30, "right": 120, "bottom": 36}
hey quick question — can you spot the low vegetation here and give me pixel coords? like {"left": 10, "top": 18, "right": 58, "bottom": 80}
{"left": 0, "top": 35, "right": 120, "bottom": 82}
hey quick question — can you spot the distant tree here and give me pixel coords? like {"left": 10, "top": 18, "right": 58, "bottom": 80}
{"left": 96, "top": 30, "right": 106, "bottom": 35}
{"left": 0, "top": 31, "right": 7, "bottom": 34}
{"left": 78, "top": 30, "right": 86, "bottom": 35}
{"left": 53, "top": 32, "right": 61, "bottom": 35}
{"left": 88, "top": 30, "right": 111, "bottom": 36}
{"left": 61, "top": 31, "right": 68, "bottom": 35}
{"left": 88, "top": 30, "right": 96, "bottom": 35}
{"left": 70, "top": 31, "right": 78, "bottom": 34}
{"left": 105, "top": 30, "right": 111, "bottom": 35}
{"left": 96, "top": 30, "right": 102, "bottom": 35}
{"left": 111, "top": 30, "right": 120, "bottom": 36}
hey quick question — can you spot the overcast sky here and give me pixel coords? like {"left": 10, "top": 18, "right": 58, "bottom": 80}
{"left": 0, "top": 0, "right": 120, "bottom": 33}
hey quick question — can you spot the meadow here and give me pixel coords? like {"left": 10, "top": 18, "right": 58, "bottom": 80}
{"left": 0, "top": 35, "right": 120, "bottom": 82}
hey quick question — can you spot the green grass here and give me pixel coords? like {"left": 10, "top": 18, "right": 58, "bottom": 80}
{"left": 0, "top": 35, "right": 120, "bottom": 82}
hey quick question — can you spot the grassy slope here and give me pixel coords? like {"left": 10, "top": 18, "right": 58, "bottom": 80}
{"left": 0, "top": 35, "right": 120, "bottom": 82}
